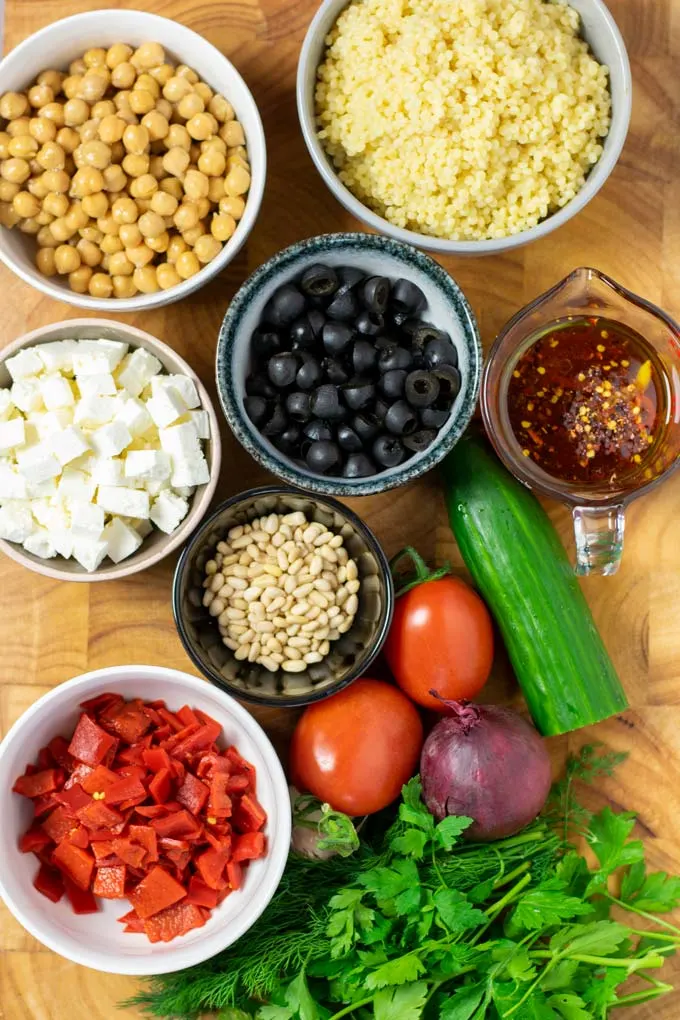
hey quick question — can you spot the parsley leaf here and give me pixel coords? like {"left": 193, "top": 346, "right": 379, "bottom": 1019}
{"left": 434, "top": 889, "right": 487, "bottom": 933}
{"left": 257, "top": 1008, "right": 293, "bottom": 1020}
{"left": 546, "top": 993, "right": 590, "bottom": 1020}
{"left": 327, "top": 888, "right": 375, "bottom": 958}
{"left": 491, "top": 942, "right": 537, "bottom": 983}
{"left": 585, "top": 807, "right": 644, "bottom": 875}
{"left": 580, "top": 969, "right": 621, "bottom": 1012}
{"left": 365, "top": 952, "right": 426, "bottom": 990}
{"left": 620, "top": 862, "right": 680, "bottom": 913}
{"left": 390, "top": 828, "right": 430, "bottom": 859}
{"left": 436, "top": 816, "right": 474, "bottom": 849}
{"left": 285, "top": 971, "right": 321, "bottom": 1020}
{"left": 510, "top": 885, "right": 593, "bottom": 931}
{"left": 539, "top": 960, "right": 579, "bottom": 991}
{"left": 438, "top": 982, "right": 486, "bottom": 1020}
{"left": 373, "top": 981, "right": 428, "bottom": 1020}
{"left": 550, "top": 920, "right": 630, "bottom": 957}
{"left": 359, "top": 859, "right": 420, "bottom": 902}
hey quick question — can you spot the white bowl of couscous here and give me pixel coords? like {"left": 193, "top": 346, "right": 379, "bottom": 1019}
{"left": 297, "top": 0, "right": 631, "bottom": 256}
{"left": 0, "top": 9, "right": 266, "bottom": 310}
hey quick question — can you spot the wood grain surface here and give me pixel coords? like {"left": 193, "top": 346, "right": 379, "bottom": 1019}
{"left": 1, "top": 1, "right": 680, "bottom": 1018}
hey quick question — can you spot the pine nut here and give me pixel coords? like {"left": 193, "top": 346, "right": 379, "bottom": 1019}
{"left": 305, "top": 605, "right": 321, "bottom": 620}
{"left": 229, "top": 576, "right": 248, "bottom": 590}
{"left": 345, "top": 594, "right": 359, "bottom": 616}
{"left": 268, "top": 596, "right": 286, "bottom": 614}
{"left": 283, "top": 511, "right": 306, "bottom": 526}
{"left": 329, "top": 534, "right": 343, "bottom": 548}
{"left": 277, "top": 549, "right": 289, "bottom": 571}
{"left": 327, "top": 605, "right": 340, "bottom": 618}
{"left": 245, "top": 543, "right": 259, "bottom": 559}
{"left": 226, "top": 607, "right": 245, "bottom": 620}
{"left": 217, "top": 541, "right": 230, "bottom": 554}
{"left": 304, "top": 651, "right": 324, "bottom": 663}
{"left": 228, "top": 624, "right": 248, "bottom": 636}
{"left": 234, "top": 643, "right": 250, "bottom": 660}
{"left": 249, "top": 602, "right": 265, "bottom": 620}
{"left": 346, "top": 559, "right": 358, "bottom": 581}
{"left": 265, "top": 637, "right": 283, "bottom": 653}
{"left": 231, "top": 534, "right": 251, "bottom": 550}
{"left": 337, "top": 548, "right": 348, "bottom": 564}
{"left": 205, "top": 559, "right": 218, "bottom": 574}
{"left": 228, "top": 525, "right": 244, "bottom": 540}
{"left": 264, "top": 513, "right": 278, "bottom": 533}
{"left": 209, "top": 572, "right": 224, "bottom": 591}
{"left": 260, "top": 655, "right": 279, "bottom": 672}
{"left": 269, "top": 652, "right": 284, "bottom": 663}
{"left": 263, "top": 563, "right": 283, "bottom": 578}
{"left": 320, "top": 545, "right": 338, "bottom": 562}
{"left": 202, "top": 590, "right": 214, "bottom": 607}
{"left": 288, "top": 557, "right": 304, "bottom": 575}
{"left": 309, "top": 555, "right": 323, "bottom": 576}
{"left": 309, "top": 591, "right": 328, "bottom": 608}
{"left": 328, "top": 629, "right": 340, "bottom": 641}
{"left": 287, "top": 635, "right": 311, "bottom": 648}
{"left": 276, "top": 630, "right": 288, "bottom": 643}
{"left": 243, "top": 587, "right": 261, "bottom": 602}
{"left": 223, "top": 636, "right": 238, "bottom": 650}
{"left": 271, "top": 531, "right": 285, "bottom": 548}
{"left": 247, "top": 563, "right": 266, "bottom": 578}
{"left": 314, "top": 578, "right": 332, "bottom": 592}
{"left": 209, "top": 598, "right": 225, "bottom": 616}
{"left": 336, "top": 586, "right": 348, "bottom": 605}
{"left": 224, "top": 563, "right": 248, "bottom": 578}
{"left": 284, "top": 646, "right": 303, "bottom": 660}
{"left": 319, "top": 640, "right": 330, "bottom": 655}
{"left": 346, "top": 579, "right": 361, "bottom": 595}
{"left": 248, "top": 641, "right": 261, "bottom": 663}
{"left": 218, "top": 584, "right": 234, "bottom": 598}
{"left": 287, "top": 624, "right": 301, "bottom": 636}
{"left": 282, "top": 659, "right": 307, "bottom": 672}
{"left": 292, "top": 601, "right": 310, "bottom": 616}
{"left": 338, "top": 618, "right": 353, "bottom": 634}
{"left": 314, "top": 531, "right": 335, "bottom": 546}
{"left": 303, "top": 525, "right": 318, "bottom": 544}
{"left": 293, "top": 582, "right": 313, "bottom": 598}
{"left": 337, "top": 566, "right": 347, "bottom": 583}
{"left": 253, "top": 620, "right": 275, "bottom": 633}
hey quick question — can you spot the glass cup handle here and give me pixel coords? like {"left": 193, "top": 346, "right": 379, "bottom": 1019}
{"left": 572, "top": 505, "right": 625, "bottom": 576}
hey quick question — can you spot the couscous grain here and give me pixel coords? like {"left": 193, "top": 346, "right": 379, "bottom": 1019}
{"left": 315, "top": 0, "right": 611, "bottom": 241}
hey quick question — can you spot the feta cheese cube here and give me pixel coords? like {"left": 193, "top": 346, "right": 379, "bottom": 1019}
{"left": 171, "top": 453, "right": 210, "bottom": 488}
{"left": 97, "top": 485, "right": 150, "bottom": 518}
{"left": 89, "top": 456, "right": 124, "bottom": 486}
{"left": 35, "top": 340, "right": 78, "bottom": 374}
{"left": 151, "top": 374, "right": 200, "bottom": 409}
{"left": 134, "top": 518, "right": 154, "bottom": 539}
{"left": 52, "top": 529, "right": 74, "bottom": 559}
{"left": 0, "top": 390, "right": 15, "bottom": 421}
{"left": 146, "top": 386, "right": 187, "bottom": 428}
{"left": 174, "top": 485, "right": 196, "bottom": 498}
{"left": 90, "top": 420, "right": 132, "bottom": 458}
{"left": 72, "top": 538, "right": 108, "bottom": 572}
{"left": 145, "top": 477, "right": 171, "bottom": 497}
{"left": 73, "top": 338, "right": 128, "bottom": 374}
{"left": 31, "top": 499, "right": 68, "bottom": 531}
{"left": 11, "top": 380, "right": 43, "bottom": 414}
{"left": 189, "top": 409, "right": 210, "bottom": 439}
{"left": 115, "top": 395, "right": 153, "bottom": 438}
{"left": 31, "top": 408, "right": 74, "bottom": 441}
{"left": 150, "top": 490, "right": 189, "bottom": 534}
{"left": 49, "top": 425, "right": 90, "bottom": 466}
{"left": 0, "top": 503, "right": 35, "bottom": 542}
{"left": 159, "top": 421, "right": 201, "bottom": 459}
{"left": 26, "top": 478, "right": 58, "bottom": 498}
{"left": 0, "top": 463, "right": 27, "bottom": 499}
{"left": 124, "top": 449, "right": 171, "bottom": 483}
{"left": 77, "top": 372, "right": 117, "bottom": 398}
{"left": 24, "top": 527, "right": 57, "bottom": 559}
{"left": 70, "top": 501, "right": 105, "bottom": 540}
{"left": 16, "top": 442, "right": 61, "bottom": 483}
{"left": 103, "top": 517, "right": 143, "bottom": 563}
{"left": 73, "top": 395, "right": 119, "bottom": 427}
{"left": 40, "top": 374, "right": 75, "bottom": 410}
{"left": 0, "top": 417, "right": 25, "bottom": 451}
{"left": 57, "top": 468, "right": 97, "bottom": 504}
{"left": 117, "top": 348, "right": 162, "bottom": 396}
{"left": 6, "top": 348, "right": 43, "bottom": 381}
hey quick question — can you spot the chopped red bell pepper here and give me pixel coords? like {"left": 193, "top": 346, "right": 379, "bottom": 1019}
{"left": 76, "top": 799, "right": 123, "bottom": 831}
{"left": 143, "top": 901, "right": 206, "bottom": 943}
{"left": 185, "top": 875, "right": 219, "bottom": 908}
{"left": 64, "top": 876, "right": 99, "bottom": 914}
{"left": 37, "top": 746, "right": 54, "bottom": 769}
{"left": 111, "top": 838, "right": 146, "bottom": 869}
{"left": 68, "top": 714, "right": 117, "bottom": 768}
{"left": 148, "top": 768, "right": 172, "bottom": 804}
{"left": 195, "top": 708, "right": 221, "bottom": 730}
{"left": 116, "top": 739, "right": 151, "bottom": 766}
{"left": 232, "top": 831, "right": 266, "bottom": 862}
{"left": 169, "top": 758, "right": 185, "bottom": 783}
{"left": 13, "top": 768, "right": 63, "bottom": 799}
{"left": 134, "top": 803, "right": 170, "bottom": 818}
{"left": 195, "top": 847, "right": 229, "bottom": 890}
{"left": 232, "top": 794, "right": 267, "bottom": 833}
{"left": 33, "top": 863, "right": 65, "bottom": 903}
{"left": 87, "top": 812, "right": 130, "bottom": 839}
{"left": 80, "top": 765, "right": 119, "bottom": 795}
{"left": 54, "top": 784, "right": 92, "bottom": 816}
{"left": 157, "top": 707, "right": 184, "bottom": 733}
{"left": 128, "top": 864, "right": 186, "bottom": 919}
{"left": 99, "top": 698, "right": 151, "bottom": 744}
{"left": 117, "top": 908, "right": 145, "bottom": 933}
{"left": 129, "top": 825, "right": 158, "bottom": 863}
{"left": 171, "top": 722, "right": 222, "bottom": 759}
{"left": 226, "top": 774, "right": 250, "bottom": 794}
{"left": 225, "top": 745, "right": 257, "bottom": 787}
{"left": 79, "top": 692, "right": 124, "bottom": 713}
{"left": 93, "top": 864, "right": 127, "bottom": 899}
{"left": 151, "top": 809, "right": 200, "bottom": 839}
{"left": 19, "top": 824, "right": 53, "bottom": 854}
{"left": 205, "top": 829, "right": 232, "bottom": 854}
{"left": 69, "top": 826, "right": 90, "bottom": 849}
{"left": 64, "top": 763, "right": 94, "bottom": 790}
{"left": 209, "top": 773, "right": 232, "bottom": 818}
{"left": 47, "top": 736, "right": 73, "bottom": 769}
{"left": 196, "top": 752, "right": 231, "bottom": 779}
{"left": 42, "top": 805, "right": 78, "bottom": 844}
{"left": 32, "top": 793, "right": 59, "bottom": 818}
{"left": 150, "top": 724, "right": 172, "bottom": 743}
{"left": 91, "top": 840, "right": 116, "bottom": 862}
{"left": 177, "top": 771, "right": 209, "bottom": 815}
{"left": 142, "top": 747, "right": 171, "bottom": 773}
{"left": 52, "top": 841, "right": 95, "bottom": 891}
{"left": 104, "top": 774, "right": 146, "bottom": 806}
{"left": 177, "top": 705, "right": 200, "bottom": 728}
{"left": 227, "top": 859, "right": 243, "bottom": 890}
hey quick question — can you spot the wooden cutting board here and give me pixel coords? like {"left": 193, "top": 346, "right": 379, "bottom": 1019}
{"left": 1, "top": 0, "right": 679, "bottom": 1017}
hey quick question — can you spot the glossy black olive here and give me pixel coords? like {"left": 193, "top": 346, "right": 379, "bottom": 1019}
{"left": 306, "top": 440, "right": 342, "bottom": 474}
{"left": 399, "top": 317, "right": 423, "bottom": 339}
{"left": 352, "top": 339, "right": 377, "bottom": 375}
{"left": 411, "top": 323, "right": 449, "bottom": 349}
{"left": 374, "top": 398, "right": 390, "bottom": 422}
{"left": 384, "top": 399, "right": 418, "bottom": 435}
{"left": 424, "top": 337, "right": 459, "bottom": 369}
{"left": 356, "top": 310, "right": 384, "bottom": 336}
{"left": 404, "top": 370, "right": 440, "bottom": 408}
{"left": 360, "top": 276, "right": 390, "bottom": 313}
{"left": 262, "top": 284, "right": 306, "bottom": 327}
{"left": 251, "top": 329, "right": 282, "bottom": 360}
{"left": 322, "top": 321, "right": 354, "bottom": 355}
{"left": 303, "top": 419, "right": 333, "bottom": 443}
{"left": 341, "top": 379, "right": 375, "bottom": 410}
{"left": 267, "top": 352, "right": 298, "bottom": 388}
{"left": 311, "top": 384, "right": 346, "bottom": 420}
{"left": 336, "top": 423, "right": 363, "bottom": 452}
{"left": 296, "top": 354, "right": 323, "bottom": 390}
{"left": 343, "top": 453, "right": 376, "bottom": 478}
{"left": 323, "top": 357, "right": 351, "bottom": 385}
{"left": 420, "top": 404, "right": 451, "bottom": 429}
{"left": 378, "top": 346, "right": 412, "bottom": 372}
{"left": 379, "top": 368, "right": 407, "bottom": 399}
{"left": 372, "top": 434, "right": 405, "bottom": 468}
{"left": 290, "top": 309, "right": 325, "bottom": 348}
{"left": 326, "top": 285, "right": 361, "bottom": 322}
{"left": 300, "top": 263, "right": 339, "bottom": 297}
{"left": 275, "top": 423, "right": 302, "bottom": 454}
{"left": 353, "top": 412, "right": 381, "bottom": 443}
{"left": 261, "top": 401, "right": 288, "bottom": 436}
{"left": 431, "top": 364, "right": 461, "bottom": 402}
{"left": 244, "top": 395, "right": 268, "bottom": 427}
{"left": 245, "top": 375, "right": 277, "bottom": 399}
{"left": 337, "top": 266, "right": 364, "bottom": 288}
{"left": 390, "top": 279, "right": 426, "bottom": 316}
{"left": 285, "top": 391, "right": 312, "bottom": 421}
{"left": 375, "top": 335, "right": 399, "bottom": 351}
{"left": 403, "top": 428, "right": 437, "bottom": 453}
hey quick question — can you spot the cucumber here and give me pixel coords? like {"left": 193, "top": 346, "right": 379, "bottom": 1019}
{"left": 442, "top": 432, "right": 628, "bottom": 736}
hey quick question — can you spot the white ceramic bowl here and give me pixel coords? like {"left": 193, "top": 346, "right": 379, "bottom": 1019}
{"left": 297, "top": 0, "right": 632, "bottom": 256}
{"left": 0, "top": 9, "right": 266, "bottom": 310}
{"left": 0, "top": 318, "right": 222, "bottom": 581}
{"left": 0, "top": 665, "right": 290, "bottom": 975}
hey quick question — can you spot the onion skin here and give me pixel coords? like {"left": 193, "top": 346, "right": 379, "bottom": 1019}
{"left": 420, "top": 695, "right": 552, "bottom": 841}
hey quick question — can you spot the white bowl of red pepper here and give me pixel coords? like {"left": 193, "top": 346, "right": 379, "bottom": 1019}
{"left": 0, "top": 665, "right": 290, "bottom": 975}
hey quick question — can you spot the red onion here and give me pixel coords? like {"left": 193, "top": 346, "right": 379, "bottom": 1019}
{"left": 420, "top": 694, "right": 551, "bottom": 841}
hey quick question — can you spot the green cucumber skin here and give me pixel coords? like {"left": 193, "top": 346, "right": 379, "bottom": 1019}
{"left": 442, "top": 433, "right": 629, "bottom": 737}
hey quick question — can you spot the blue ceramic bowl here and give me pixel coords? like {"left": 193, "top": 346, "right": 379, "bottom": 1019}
{"left": 216, "top": 233, "right": 482, "bottom": 496}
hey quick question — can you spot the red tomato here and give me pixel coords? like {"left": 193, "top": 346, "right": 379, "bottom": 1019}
{"left": 289, "top": 678, "right": 423, "bottom": 816}
{"left": 384, "top": 575, "right": 494, "bottom": 710}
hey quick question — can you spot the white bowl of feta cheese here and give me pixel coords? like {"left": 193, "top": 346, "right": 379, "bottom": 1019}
{"left": 0, "top": 319, "right": 221, "bottom": 580}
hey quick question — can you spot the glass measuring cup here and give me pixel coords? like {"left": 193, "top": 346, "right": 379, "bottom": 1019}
{"left": 481, "top": 268, "right": 680, "bottom": 576}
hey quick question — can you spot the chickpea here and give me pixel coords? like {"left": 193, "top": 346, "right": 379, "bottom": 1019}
{"left": 11, "top": 190, "right": 39, "bottom": 218}
{"left": 162, "top": 146, "right": 190, "bottom": 178}
{"left": 69, "top": 265, "right": 94, "bottom": 293}
{"left": 155, "top": 97, "right": 173, "bottom": 121}
{"left": 202, "top": 135, "right": 227, "bottom": 153}
{"left": 132, "top": 42, "right": 166, "bottom": 70}
{"left": 163, "top": 76, "right": 193, "bottom": 103}
{"left": 141, "top": 110, "right": 169, "bottom": 142}
{"left": 97, "top": 213, "right": 120, "bottom": 235}
{"left": 113, "top": 90, "right": 134, "bottom": 111}
{"left": 36, "top": 246, "right": 58, "bottom": 276}
{"left": 37, "top": 70, "right": 65, "bottom": 94}
{"left": 208, "top": 176, "right": 226, "bottom": 203}
{"left": 174, "top": 250, "right": 200, "bottom": 279}
{"left": 136, "top": 209, "right": 164, "bottom": 238}
{"left": 100, "top": 235, "right": 123, "bottom": 256}
{"left": 76, "top": 237, "right": 102, "bottom": 267}
{"left": 123, "top": 123, "right": 150, "bottom": 155}
{"left": 149, "top": 64, "right": 174, "bottom": 87}
{"left": 189, "top": 143, "right": 202, "bottom": 164}
{"left": 18, "top": 217, "right": 41, "bottom": 234}
{"left": 211, "top": 211, "right": 236, "bottom": 241}
{"left": 177, "top": 92, "right": 205, "bottom": 121}
{"left": 62, "top": 75, "right": 83, "bottom": 100}
{"left": 37, "top": 224, "right": 58, "bottom": 246}
{"left": 27, "top": 175, "right": 48, "bottom": 199}
{"left": 28, "top": 84, "right": 54, "bottom": 109}
{"left": 43, "top": 192, "right": 69, "bottom": 217}
{"left": 225, "top": 165, "right": 251, "bottom": 197}
{"left": 62, "top": 98, "right": 89, "bottom": 128}
{"left": 173, "top": 201, "right": 199, "bottom": 231}
{"left": 7, "top": 118, "right": 30, "bottom": 141}
{"left": 69, "top": 58, "right": 87, "bottom": 76}
{"left": 39, "top": 102, "right": 66, "bottom": 127}
{"left": 102, "top": 165, "right": 127, "bottom": 193}
{"left": 112, "top": 62, "right": 137, "bottom": 90}
{"left": 65, "top": 201, "right": 89, "bottom": 231}
{"left": 1, "top": 158, "right": 30, "bottom": 184}
{"left": 73, "top": 139, "right": 111, "bottom": 171}
{"left": 88, "top": 272, "right": 113, "bottom": 298}
{"left": 163, "top": 235, "right": 186, "bottom": 263}
{"left": 79, "top": 193, "right": 105, "bottom": 220}
{"left": 184, "top": 169, "right": 210, "bottom": 201}
{"left": 156, "top": 262, "right": 182, "bottom": 290}
{"left": 176, "top": 64, "right": 199, "bottom": 84}
{"left": 160, "top": 176, "right": 183, "bottom": 200}
{"left": 106, "top": 250, "right": 134, "bottom": 276}
{"left": 106, "top": 43, "right": 133, "bottom": 69}
{"left": 0, "top": 132, "right": 10, "bottom": 159}
{"left": 97, "top": 114, "right": 125, "bottom": 145}
{"left": 0, "top": 180, "right": 19, "bottom": 202}
{"left": 90, "top": 101, "right": 113, "bottom": 121}
{"left": 147, "top": 230, "right": 170, "bottom": 252}
{"left": 194, "top": 82, "right": 213, "bottom": 105}
{"left": 111, "top": 195, "right": 138, "bottom": 224}
{"left": 80, "top": 70, "right": 110, "bottom": 103}
{"left": 186, "top": 113, "right": 218, "bottom": 142}
{"left": 194, "top": 233, "right": 222, "bottom": 263}
{"left": 117, "top": 222, "right": 141, "bottom": 248}
{"left": 135, "top": 73, "right": 160, "bottom": 98}
{"left": 165, "top": 124, "right": 191, "bottom": 151}
{"left": 42, "top": 169, "right": 70, "bottom": 194}
{"left": 122, "top": 153, "right": 149, "bottom": 178}
{"left": 49, "top": 217, "right": 77, "bottom": 242}
{"left": 69, "top": 166, "right": 104, "bottom": 198}
{"left": 112, "top": 274, "right": 138, "bottom": 298}
{"left": 196, "top": 196, "right": 211, "bottom": 219}
{"left": 54, "top": 243, "right": 81, "bottom": 274}
{"left": 0, "top": 203, "right": 21, "bottom": 228}
{"left": 149, "top": 189, "right": 177, "bottom": 217}
{"left": 56, "top": 127, "right": 81, "bottom": 154}
{"left": 0, "top": 92, "right": 29, "bottom": 119}
{"left": 28, "top": 117, "right": 56, "bottom": 145}
{"left": 198, "top": 148, "right": 226, "bottom": 177}
{"left": 129, "top": 90, "right": 155, "bottom": 116}
{"left": 148, "top": 154, "right": 165, "bottom": 180}
{"left": 9, "top": 134, "right": 39, "bottom": 159}
{"left": 125, "top": 242, "right": 154, "bottom": 268}
{"left": 84, "top": 47, "right": 108, "bottom": 68}
{"left": 209, "top": 94, "right": 234, "bottom": 123}
{"left": 129, "top": 173, "right": 157, "bottom": 199}
{"left": 131, "top": 265, "right": 158, "bottom": 293}
{"left": 182, "top": 222, "right": 206, "bottom": 246}
{"left": 35, "top": 209, "right": 54, "bottom": 226}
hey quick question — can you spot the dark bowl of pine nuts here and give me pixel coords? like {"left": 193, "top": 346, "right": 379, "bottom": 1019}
{"left": 172, "top": 485, "right": 394, "bottom": 706}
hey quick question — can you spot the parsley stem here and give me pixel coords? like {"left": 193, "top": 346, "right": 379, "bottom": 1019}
{"left": 629, "top": 928, "right": 680, "bottom": 943}
{"left": 530, "top": 950, "right": 665, "bottom": 969}
{"left": 492, "top": 862, "right": 530, "bottom": 889}
{"left": 604, "top": 894, "right": 680, "bottom": 936}
{"left": 327, "top": 995, "right": 375, "bottom": 1019}
{"left": 470, "top": 873, "right": 532, "bottom": 947}
{"left": 502, "top": 956, "right": 559, "bottom": 1016}
{"left": 611, "top": 984, "right": 674, "bottom": 1007}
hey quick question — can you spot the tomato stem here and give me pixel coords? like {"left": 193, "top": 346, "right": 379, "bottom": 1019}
{"left": 390, "top": 546, "right": 450, "bottom": 596}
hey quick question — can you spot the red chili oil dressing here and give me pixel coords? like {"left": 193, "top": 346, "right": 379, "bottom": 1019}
{"left": 506, "top": 316, "right": 667, "bottom": 486}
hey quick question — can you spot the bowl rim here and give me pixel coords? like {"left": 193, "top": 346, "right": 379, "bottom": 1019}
{"left": 0, "top": 664, "right": 291, "bottom": 974}
{"left": 295, "top": 0, "right": 633, "bottom": 255}
{"left": 215, "top": 231, "right": 482, "bottom": 496}
{"left": 0, "top": 317, "right": 222, "bottom": 582}
{"left": 172, "top": 483, "right": 395, "bottom": 706}
{"left": 0, "top": 8, "right": 267, "bottom": 311}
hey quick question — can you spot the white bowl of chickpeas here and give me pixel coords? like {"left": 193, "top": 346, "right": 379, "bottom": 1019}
{"left": 0, "top": 9, "right": 266, "bottom": 308}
